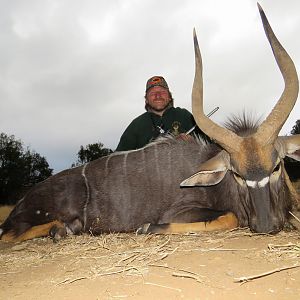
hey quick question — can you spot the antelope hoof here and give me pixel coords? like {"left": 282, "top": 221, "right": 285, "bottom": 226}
{"left": 49, "top": 225, "right": 67, "bottom": 242}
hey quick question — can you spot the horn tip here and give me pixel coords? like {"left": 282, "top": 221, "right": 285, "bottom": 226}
{"left": 257, "top": 3, "right": 267, "bottom": 21}
{"left": 193, "top": 28, "right": 199, "bottom": 48}
{"left": 257, "top": 2, "right": 262, "bottom": 11}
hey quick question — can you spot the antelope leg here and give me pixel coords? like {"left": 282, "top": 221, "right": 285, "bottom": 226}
{"left": 138, "top": 212, "right": 238, "bottom": 234}
{"left": 1, "top": 220, "right": 64, "bottom": 242}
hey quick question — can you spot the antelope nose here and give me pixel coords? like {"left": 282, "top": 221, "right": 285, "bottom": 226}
{"left": 250, "top": 221, "right": 281, "bottom": 234}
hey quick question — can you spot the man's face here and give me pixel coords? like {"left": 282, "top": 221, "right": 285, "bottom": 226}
{"left": 146, "top": 86, "right": 171, "bottom": 113}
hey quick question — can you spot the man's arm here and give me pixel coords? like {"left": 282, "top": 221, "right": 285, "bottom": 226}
{"left": 115, "top": 123, "right": 138, "bottom": 152}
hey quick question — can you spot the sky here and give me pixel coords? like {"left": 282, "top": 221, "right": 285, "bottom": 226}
{"left": 0, "top": 0, "right": 299, "bottom": 173}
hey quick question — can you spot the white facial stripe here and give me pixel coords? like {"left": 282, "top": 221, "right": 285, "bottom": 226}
{"left": 258, "top": 177, "right": 269, "bottom": 187}
{"left": 246, "top": 180, "right": 257, "bottom": 188}
{"left": 246, "top": 177, "right": 270, "bottom": 188}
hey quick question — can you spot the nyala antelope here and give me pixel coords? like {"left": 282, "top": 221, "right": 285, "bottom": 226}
{"left": 1, "top": 4, "right": 299, "bottom": 242}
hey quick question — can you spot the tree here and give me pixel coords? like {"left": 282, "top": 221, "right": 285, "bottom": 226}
{"left": 22, "top": 150, "right": 53, "bottom": 187}
{"left": 0, "top": 133, "right": 53, "bottom": 204}
{"left": 284, "top": 120, "right": 300, "bottom": 181}
{"left": 73, "top": 142, "right": 113, "bottom": 167}
{"left": 291, "top": 119, "right": 300, "bottom": 135}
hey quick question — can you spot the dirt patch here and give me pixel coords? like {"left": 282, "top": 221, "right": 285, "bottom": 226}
{"left": 1, "top": 224, "right": 300, "bottom": 299}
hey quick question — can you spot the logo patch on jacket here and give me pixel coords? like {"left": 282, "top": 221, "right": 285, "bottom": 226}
{"left": 171, "top": 121, "right": 181, "bottom": 136}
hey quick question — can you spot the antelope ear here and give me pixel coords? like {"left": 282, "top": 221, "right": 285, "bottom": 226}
{"left": 180, "top": 150, "right": 230, "bottom": 187}
{"left": 276, "top": 135, "right": 300, "bottom": 161}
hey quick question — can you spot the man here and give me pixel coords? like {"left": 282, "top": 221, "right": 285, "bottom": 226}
{"left": 116, "top": 76, "right": 203, "bottom": 151}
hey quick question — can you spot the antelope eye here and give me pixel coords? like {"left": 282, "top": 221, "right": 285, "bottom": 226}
{"left": 232, "top": 171, "right": 245, "bottom": 183}
{"left": 232, "top": 170, "right": 240, "bottom": 177}
{"left": 233, "top": 171, "right": 240, "bottom": 178}
{"left": 272, "top": 163, "right": 281, "bottom": 173}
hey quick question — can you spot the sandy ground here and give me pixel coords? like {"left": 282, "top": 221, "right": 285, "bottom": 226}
{"left": 0, "top": 180, "right": 300, "bottom": 300}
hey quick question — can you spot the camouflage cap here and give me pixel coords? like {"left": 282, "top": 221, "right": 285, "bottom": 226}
{"left": 146, "top": 76, "right": 169, "bottom": 92}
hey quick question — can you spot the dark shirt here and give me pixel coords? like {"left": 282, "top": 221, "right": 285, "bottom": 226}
{"left": 116, "top": 107, "right": 197, "bottom": 151}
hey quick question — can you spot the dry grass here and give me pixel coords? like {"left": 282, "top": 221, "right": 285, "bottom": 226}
{"left": 1, "top": 229, "right": 300, "bottom": 285}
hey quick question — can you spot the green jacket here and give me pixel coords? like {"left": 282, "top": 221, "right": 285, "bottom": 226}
{"left": 116, "top": 107, "right": 197, "bottom": 151}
